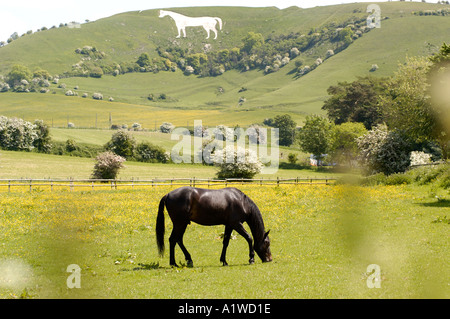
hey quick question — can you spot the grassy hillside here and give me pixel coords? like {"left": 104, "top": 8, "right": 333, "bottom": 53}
{"left": 0, "top": 2, "right": 449, "bottom": 127}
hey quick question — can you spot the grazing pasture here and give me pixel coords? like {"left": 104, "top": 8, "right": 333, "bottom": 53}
{"left": 0, "top": 184, "right": 448, "bottom": 299}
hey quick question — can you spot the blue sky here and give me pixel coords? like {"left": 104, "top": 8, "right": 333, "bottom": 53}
{"left": 0, "top": 1, "right": 421, "bottom": 42}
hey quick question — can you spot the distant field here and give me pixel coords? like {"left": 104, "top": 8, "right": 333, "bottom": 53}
{"left": 0, "top": 92, "right": 301, "bottom": 129}
{"left": 0, "top": 150, "right": 338, "bottom": 180}
{"left": 1, "top": 3, "right": 449, "bottom": 128}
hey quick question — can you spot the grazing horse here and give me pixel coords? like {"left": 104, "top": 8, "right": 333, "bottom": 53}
{"left": 159, "top": 10, "right": 223, "bottom": 40}
{"left": 156, "top": 187, "right": 272, "bottom": 267}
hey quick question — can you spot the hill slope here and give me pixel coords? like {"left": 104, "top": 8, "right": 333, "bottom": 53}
{"left": 0, "top": 2, "right": 449, "bottom": 127}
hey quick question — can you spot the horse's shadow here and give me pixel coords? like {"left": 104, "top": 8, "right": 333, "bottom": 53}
{"left": 128, "top": 261, "right": 252, "bottom": 271}
{"left": 132, "top": 262, "right": 160, "bottom": 271}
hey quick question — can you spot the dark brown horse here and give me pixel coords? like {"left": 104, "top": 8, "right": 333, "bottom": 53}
{"left": 156, "top": 187, "right": 272, "bottom": 267}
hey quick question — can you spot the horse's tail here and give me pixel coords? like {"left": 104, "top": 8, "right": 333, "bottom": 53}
{"left": 215, "top": 17, "right": 223, "bottom": 30}
{"left": 156, "top": 194, "right": 167, "bottom": 257}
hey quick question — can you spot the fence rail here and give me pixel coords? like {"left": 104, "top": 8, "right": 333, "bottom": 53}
{"left": 0, "top": 177, "right": 336, "bottom": 192}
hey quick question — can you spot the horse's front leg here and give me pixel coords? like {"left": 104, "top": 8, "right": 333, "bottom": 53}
{"left": 220, "top": 225, "right": 233, "bottom": 266}
{"left": 233, "top": 223, "right": 255, "bottom": 264}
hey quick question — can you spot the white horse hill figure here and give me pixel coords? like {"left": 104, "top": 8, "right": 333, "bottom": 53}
{"left": 159, "top": 10, "right": 223, "bottom": 40}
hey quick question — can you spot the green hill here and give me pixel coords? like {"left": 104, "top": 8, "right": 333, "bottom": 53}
{"left": 0, "top": 2, "right": 449, "bottom": 127}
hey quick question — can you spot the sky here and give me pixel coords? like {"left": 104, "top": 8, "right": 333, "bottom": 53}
{"left": 0, "top": 0, "right": 421, "bottom": 43}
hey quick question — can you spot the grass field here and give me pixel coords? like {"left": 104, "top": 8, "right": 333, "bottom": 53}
{"left": 0, "top": 149, "right": 339, "bottom": 180}
{"left": 0, "top": 184, "right": 448, "bottom": 299}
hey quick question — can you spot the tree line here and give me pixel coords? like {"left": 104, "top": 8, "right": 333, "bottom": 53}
{"left": 295, "top": 43, "right": 449, "bottom": 175}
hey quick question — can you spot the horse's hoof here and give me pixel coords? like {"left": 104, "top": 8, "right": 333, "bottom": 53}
{"left": 249, "top": 259, "right": 255, "bottom": 265}
{"left": 222, "top": 261, "right": 228, "bottom": 266}
{"left": 187, "top": 260, "right": 194, "bottom": 268}
{"left": 170, "top": 263, "right": 179, "bottom": 268}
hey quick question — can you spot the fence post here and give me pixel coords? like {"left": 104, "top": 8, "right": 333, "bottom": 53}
{"left": 8, "top": 180, "right": 11, "bottom": 193}
{"left": 277, "top": 177, "right": 279, "bottom": 187}
{"left": 29, "top": 179, "right": 32, "bottom": 192}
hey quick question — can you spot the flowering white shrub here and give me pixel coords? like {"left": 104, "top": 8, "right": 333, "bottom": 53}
{"left": 213, "top": 145, "right": 263, "bottom": 179}
{"left": 184, "top": 66, "right": 194, "bottom": 75}
{"left": 211, "top": 125, "right": 235, "bottom": 141}
{"left": 92, "top": 92, "right": 103, "bottom": 100}
{"left": 410, "top": 151, "right": 432, "bottom": 166}
{"left": 131, "top": 123, "right": 142, "bottom": 131}
{"left": 0, "top": 116, "right": 37, "bottom": 151}
{"left": 91, "top": 151, "right": 125, "bottom": 180}
{"left": 160, "top": 122, "right": 175, "bottom": 133}
{"left": 290, "top": 47, "right": 300, "bottom": 57}
{"left": 357, "top": 124, "right": 411, "bottom": 175}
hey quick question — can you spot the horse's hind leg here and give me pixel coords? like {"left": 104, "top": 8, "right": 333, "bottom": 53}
{"left": 169, "top": 223, "right": 192, "bottom": 267}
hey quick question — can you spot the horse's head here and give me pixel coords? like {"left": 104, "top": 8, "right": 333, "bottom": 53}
{"left": 255, "top": 230, "right": 272, "bottom": 263}
{"left": 159, "top": 10, "right": 167, "bottom": 18}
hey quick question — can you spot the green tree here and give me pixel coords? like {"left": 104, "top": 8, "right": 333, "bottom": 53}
{"left": 428, "top": 43, "right": 450, "bottom": 158}
{"left": 322, "top": 76, "right": 388, "bottom": 129}
{"left": 186, "top": 53, "right": 208, "bottom": 74}
{"left": 7, "top": 65, "right": 32, "bottom": 86}
{"left": 297, "top": 115, "right": 334, "bottom": 164}
{"left": 242, "top": 32, "right": 264, "bottom": 54}
{"left": 329, "top": 122, "right": 367, "bottom": 166}
{"left": 136, "top": 53, "right": 151, "bottom": 67}
{"left": 105, "top": 129, "right": 136, "bottom": 159}
{"left": 33, "top": 68, "right": 51, "bottom": 79}
{"left": 273, "top": 114, "right": 297, "bottom": 146}
{"left": 380, "top": 57, "right": 436, "bottom": 144}
{"left": 33, "top": 120, "right": 52, "bottom": 153}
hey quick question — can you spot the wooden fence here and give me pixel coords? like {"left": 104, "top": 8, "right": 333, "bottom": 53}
{"left": 0, "top": 177, "right": 336, "bottom": 192}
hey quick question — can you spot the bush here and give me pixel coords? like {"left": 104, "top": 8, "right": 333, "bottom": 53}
{"left": 160, "top": 122, "right": 175, "bottom": 134}
{"left": 288, "top": 153, "right": 298, "bottom": 164}
{"left": 33, "top": 119, "right": 52, "bottom": 153}
{"left": 384, "top": 173, "right": 412, "bottom": 185}
{"left": 92, "top": 92, "right": 103, "bottom": 100}
{"left": 213, "top": 145, "right": 263, "bottom": 179}
{"left": 91, "top": 151, "right": 125, "bottom": 180}
{"left": 135, "top": 142, "right": 168, "bottom": 163}
{"left": 50, "top": 140, "right": 103, "bottom": 158}
{"left": 0, "top": 116, "right": 37, "bottom": 151}
{"left": 357, "top": 124, "right": 411, "bottom": 175}
{"left": 65, "top": 139, "right": 77, "bottom": 152}
{"left": 131, "top": 123, "right": 142, "bottom": 131}
{"left": 105, "top": 129, "right": 136, "bottom": 158}
{"left": 410, "top": 151, "right": 432, "bottom": 166}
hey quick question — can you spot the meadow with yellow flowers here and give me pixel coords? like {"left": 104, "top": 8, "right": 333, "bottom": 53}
{"left": 0, "top": 184, "right": 448, "bottom": 299}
